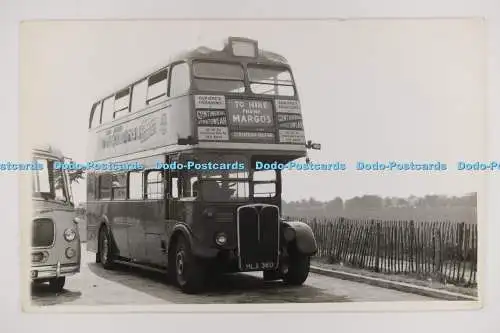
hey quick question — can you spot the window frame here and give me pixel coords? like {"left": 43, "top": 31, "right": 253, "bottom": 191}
{"left": 98, "top": 173, "right": 112, "bottom": 200}
{"left": 89, "top": 101, "right": 102, "bottom": 129}
{"left": 113, "top": 87, "right": 132, "bottom": 119}
{"left": 131, "top": 79, "right": 148, "bottom": 113}
{"left": 246, "top": 64, "right": 297, "bottom": 97}
{"left": 111, "top": 173, "right": 127, "bottom": 200}
{"left": 252, "top": 169, "right": 278, "bottom": 199}
{"left": 128, "top": 171, "right": 144, "bottom": 200}
{"left": 168, "top": 61, "right": 191, "bottom": 97}
{"left": 145, "top": 169, "right": 165, "bottom": 200}
{"left": 100, "top": 96, "right": 115, "bottom": 124}
{"left": 146, "top": 68, "right": 169, "bottom": 105}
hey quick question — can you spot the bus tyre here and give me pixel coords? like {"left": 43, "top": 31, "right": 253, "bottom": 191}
{"left": 48, "top": 277, "right": 65, "bottom": 292}
{"left": 98, "top": 226, "right": 115, "bottom": 269}
{"left": 263, "top": 270, "right": 281, "bottom": 281}
{"left": 172, "top": 235, "right": 205, "bottom": 294}
{"left": 283, "top": 254, "right": 310, "bottom": 286}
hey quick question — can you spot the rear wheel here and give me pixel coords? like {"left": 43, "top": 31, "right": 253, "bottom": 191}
{"left": 48, "top": 277, "right": 65, "bottom": 292}
{"left": 171, "top": 235, "right": 206, "bottom": 294}
{"left": 98, "top": 226, "right": 115, "bottom": 269}
{"left": 283, "top": 253, "right": 310, "bottom": 285}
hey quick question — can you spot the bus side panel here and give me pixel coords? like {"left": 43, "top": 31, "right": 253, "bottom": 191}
{"left": 141, "top": 200, "right": 168, "bottom": 267}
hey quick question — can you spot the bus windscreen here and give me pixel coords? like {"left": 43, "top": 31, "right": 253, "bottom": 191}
{"left": 193, "top": 62, "right": 245, "bottom": 93}
{"left": 247, "top": 65, "right": 295, "bottom": 96}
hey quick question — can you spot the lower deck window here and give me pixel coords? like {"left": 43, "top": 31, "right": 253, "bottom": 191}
{"left": 146, "top": 170, "right": 164, "bottom": 199}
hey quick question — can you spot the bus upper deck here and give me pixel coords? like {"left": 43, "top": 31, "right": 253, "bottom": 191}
{"left": 87, "top": 37, "right": 313, "bottom": 164}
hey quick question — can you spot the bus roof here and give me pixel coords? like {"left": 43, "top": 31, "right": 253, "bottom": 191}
{"left": 92, "top": 37, "right": 290, "bottom": 104}
{"left": 32, "top": 144, "right": 65, "bottom": 160}
{"left": 168, "top": 38, "right": 289, "bottom": 65}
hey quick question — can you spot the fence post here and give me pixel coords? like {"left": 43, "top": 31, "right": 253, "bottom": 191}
{"left": 375, "top": 220, "right": 380, "bottom": 272}
{"left": 335, "top": 217, "right": 345, "bottom": 262}
{"left": 409, "top": 220, "right": 415, "bottom": 272}
{"left": 435, "top": 224, "right": 441, "bottom": 275}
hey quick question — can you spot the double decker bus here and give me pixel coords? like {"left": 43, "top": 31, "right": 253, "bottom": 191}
{"left": 31, "top": 145, "right": 81, "bottom": 292}
{"left": 86, "top": 37, "right": 319, "bottom": 294}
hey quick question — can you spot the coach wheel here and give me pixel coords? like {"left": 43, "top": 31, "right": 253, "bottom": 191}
{"left": 173, "top": 235, "right": 206, "bottom": 294}
{"left": 282, "top": 253, "right": 310, "bottom": 286}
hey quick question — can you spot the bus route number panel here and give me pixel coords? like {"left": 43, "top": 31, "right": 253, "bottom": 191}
{"left": 194, "top": 95, "right": 306, "bottom": 145}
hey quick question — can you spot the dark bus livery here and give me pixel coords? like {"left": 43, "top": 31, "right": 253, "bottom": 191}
{"left": 86, "top": 37, "right": 319, "bottom": 293}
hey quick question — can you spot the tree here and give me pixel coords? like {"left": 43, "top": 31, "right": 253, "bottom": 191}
{"left": 325, "top": 197, "right": 343, "bottom": 216}
{"left": 69, "top": 169, "right": 85, "bottom": 184}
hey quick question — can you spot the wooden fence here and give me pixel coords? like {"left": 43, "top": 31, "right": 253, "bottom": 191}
{"left": 291, "top": 217, "right": 477, "bottom": 287}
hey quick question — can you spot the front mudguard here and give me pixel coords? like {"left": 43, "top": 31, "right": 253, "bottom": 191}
{"left": 170, "top": 224, "right": 219, "bottom": 259}
{"left": 282, "top": 221, "right": 317, "bottom": 256}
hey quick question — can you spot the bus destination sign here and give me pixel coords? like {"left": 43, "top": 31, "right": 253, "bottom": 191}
{"left": 227, "top": 99, "right": 274, "bottom": 128}
{"left": 196, "top": 110, "right": 227, "bottom": 126}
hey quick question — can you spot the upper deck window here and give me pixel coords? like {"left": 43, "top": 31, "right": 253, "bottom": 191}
{"left": 170, "top": 63, "right": 191, "bottom": 97}
{"left": 193, "top": 61, "right": 245, "bottom": 93}
{"left": 147, "top": 68, "right": 169, "bottom": 104}
{"left": 101, "top": 97, "right": 114, "bottom": 124}
{"left": 247, "top": 65, "right": 295, "bottom": 96}
{"left": 131, "top": 79, "right": 148, "bottom": 113}
{"left": 113, "top": 88, "right": 131, "bottom": 119}
{"left": 90, "top": 102, "right": 102, "bottom": 128}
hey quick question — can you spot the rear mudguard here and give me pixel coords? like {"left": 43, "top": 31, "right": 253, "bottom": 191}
{"left": 282, "top": 221, "right": 318, "bottom": 256}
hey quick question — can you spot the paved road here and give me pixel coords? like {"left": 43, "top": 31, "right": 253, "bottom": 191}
{"left": 30, "top": 244, "right": 434, "bottom": 306}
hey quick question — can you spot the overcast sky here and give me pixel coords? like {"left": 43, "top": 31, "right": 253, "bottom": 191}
{"left": 19, "top": 19, "right": 486, "bottom": 203}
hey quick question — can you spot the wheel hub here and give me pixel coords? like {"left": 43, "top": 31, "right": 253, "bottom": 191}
{"left": 101, "top": 236, "right": 108, "bottom": 263}
{"left": 176, "top": 251, "right": 185, "bottom": 276}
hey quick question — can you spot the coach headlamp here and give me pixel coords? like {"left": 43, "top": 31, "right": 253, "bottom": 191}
{"left": 215, "top": 232, "right": 227, "bottom": 246}
{"left": 64, "top": 228, "right": 76, "bottom": 242}
{"left": 229, "top": 37, "right": 258, "bottom": 58}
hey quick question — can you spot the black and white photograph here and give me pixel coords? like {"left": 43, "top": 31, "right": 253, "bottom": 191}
{"left": 19, "top": 18, "right": 485, "bottom": 311}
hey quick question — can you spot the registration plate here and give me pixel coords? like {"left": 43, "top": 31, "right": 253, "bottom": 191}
{"left": 245, "top": 262, "right": 276, "bottom": 270}
{"left": 31, "top": 271, "right": 38, "bottom": 278}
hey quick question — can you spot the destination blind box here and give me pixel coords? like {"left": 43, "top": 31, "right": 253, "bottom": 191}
{"left": 227, "top": 37, "right": 258, "bottom": 58}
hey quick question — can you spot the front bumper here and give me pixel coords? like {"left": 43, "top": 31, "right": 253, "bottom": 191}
{"left": 31, "top": 262, "right": 80, "bottom": 280}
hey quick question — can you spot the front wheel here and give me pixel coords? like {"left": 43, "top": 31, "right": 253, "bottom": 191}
{"left": 48, "top": 277, "right": 65, "bottom": 292}
{"left": 282, "top": 254, "right": 310, "bottom": 286}
{"left": 171, "top": 235, "right": 206, "bottom": 294}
